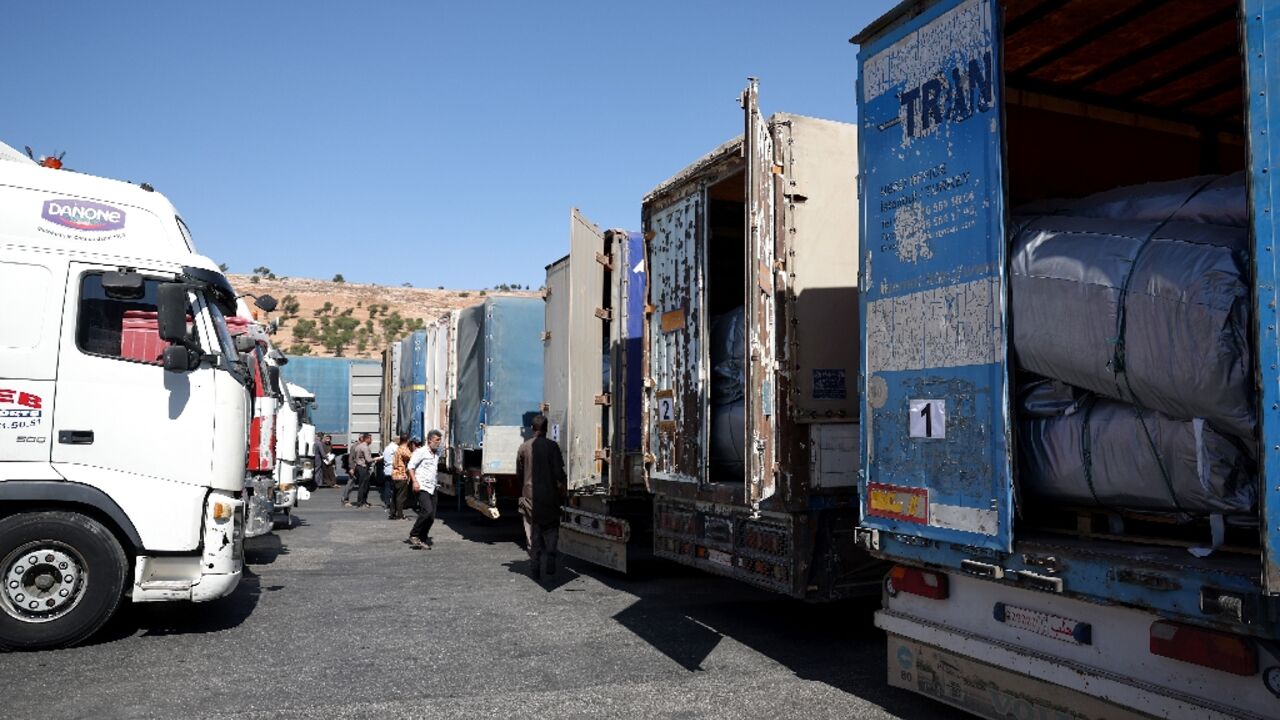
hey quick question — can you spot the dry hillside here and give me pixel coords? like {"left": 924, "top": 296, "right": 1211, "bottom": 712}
{"left": 227, "top": 274, "right": 538, "bottom": 359}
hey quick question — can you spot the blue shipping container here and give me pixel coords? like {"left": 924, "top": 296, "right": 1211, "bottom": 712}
{"left": 452, "top": 297, "right": 544, "bottom": 450}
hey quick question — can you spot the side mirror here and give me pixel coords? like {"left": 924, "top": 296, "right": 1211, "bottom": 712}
{"left": 102, "top": 271, "right": 145, "bottom": 299}
{"left": 234, "top": 334, "right": 257, "bottom": 353}
{"left": 162, "top": 345, "right": 199, "bottom": 373}
{"left": 156, "top": 283, "right": 190, "bottom": 343}
{"left": 254, "top": 294, "right": 278, "bottom": 313}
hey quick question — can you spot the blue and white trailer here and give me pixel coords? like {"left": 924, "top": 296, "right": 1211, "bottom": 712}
{"left": 853, "top": 1, "right": 1280, "bottom": 718}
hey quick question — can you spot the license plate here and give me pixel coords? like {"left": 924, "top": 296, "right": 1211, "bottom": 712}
{"left": 994, "top": 602, "right": 1092, "bottom": 645}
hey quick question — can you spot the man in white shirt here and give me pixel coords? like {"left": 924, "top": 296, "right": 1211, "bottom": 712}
{"left": 379, "top": 436, "right": 400, "bottom": 510}
{"left": 406, "top": 429, "right": 443, "bottom": 549}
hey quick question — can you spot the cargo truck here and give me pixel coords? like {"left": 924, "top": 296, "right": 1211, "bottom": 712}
{"left": 636, "top": 81, "right": 883, "bottom": 599}
{"left": 390, "top": 319, "right": 456, "bottom": 495}
{"left": 0, "top": 144, "right": 247, "bottom": 649}
{"left": 448, "top": 297, "right": 543, "bottom": 518}
{"left": 544, "top": 211, "right": 650, "bottom": 571}
{"left": 278, "top": 356, "right": 382, "bottom": 464}
{"left": 852, "top": 2, "right": 1280, "bottom": 718}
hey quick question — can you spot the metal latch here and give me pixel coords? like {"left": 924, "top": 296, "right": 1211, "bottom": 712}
{"left": 960, "top": 559, "right": 1005, "bottom": 580}
{"left": 1016, "top": 570, "right": 1064, "bottom": 593}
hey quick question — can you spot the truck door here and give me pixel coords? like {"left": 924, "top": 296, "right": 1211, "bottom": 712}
{"left": 857, "top": 0, "right": 1013, "bottom": 551}
{"left": 568, "top": 209, "right": 608, "bottom": 490}
{"left": 742, "top": 79, "right": 778, "bottom": 507}
{"left": 51, "top": 263, "right": 218, "bottom": 485}
{"left": 645, "top": 192, "right": 706, "bottom": 485}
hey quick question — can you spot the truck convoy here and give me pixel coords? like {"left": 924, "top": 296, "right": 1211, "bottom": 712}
{"left": 0, "top": 143, "right": 248, "bottom": 649}
{"left": 852, "top": 1, "right": 1279, "bottom": 718}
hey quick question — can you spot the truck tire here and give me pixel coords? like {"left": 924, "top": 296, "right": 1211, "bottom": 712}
{"left": 0, "top": 512, "right": 129, "bottom": 651}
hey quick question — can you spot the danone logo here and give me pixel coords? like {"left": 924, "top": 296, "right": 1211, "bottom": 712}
{"left": 42, "top": 199, "right": 127, "bottom": 232}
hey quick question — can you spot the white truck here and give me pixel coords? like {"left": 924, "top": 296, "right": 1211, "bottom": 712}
{"left": 0, "top": 142, "right": 248, "bottom": 650}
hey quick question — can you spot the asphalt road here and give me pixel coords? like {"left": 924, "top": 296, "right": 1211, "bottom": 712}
{"left": 3, "top": 487, "right": 962, "bottom": 720}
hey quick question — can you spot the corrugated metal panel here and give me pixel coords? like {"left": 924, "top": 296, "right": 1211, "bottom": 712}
{"left": 348, "top": 359, "right": 383, "bottom": 447}
{"left": 483, "top": 296, "right": 544, "bottom": 430}
{"left": 544, "top": 255, "right": 570, "bottom": 466}
{"left": 645, "top": 191, "right": 706, "bottom": 484}
{"left": 278, "top": 356, "right": 350, "bottom": 437}
{"left": 780, "top": 114, "right": 861, "bottom": 423}
{"left": 567, "top": 211, "right": 608, "bottom": 490}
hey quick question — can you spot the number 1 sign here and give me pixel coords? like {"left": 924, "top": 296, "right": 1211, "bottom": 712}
{"left": 909, "top": 399, "right": 946, "bottom": 439}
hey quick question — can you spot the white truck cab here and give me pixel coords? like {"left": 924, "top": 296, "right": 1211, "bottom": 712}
{"left": 0, "top": 146, "right": 247, "bottom": 649}
{"left": 288, "top": 382, "right": 317, "bottom": 492}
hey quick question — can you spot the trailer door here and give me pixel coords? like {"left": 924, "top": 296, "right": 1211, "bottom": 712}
{"left": 742, "top": 79, "right": 778, "bottom": 507}
{"left": 856, "top": 0, "right": 1013, "bottom": 551}
{"left": 567, "top": 209, "right": 609, "bottom": 490}
{"left": 645, "top": 192, "right": 706, "bottom": 485}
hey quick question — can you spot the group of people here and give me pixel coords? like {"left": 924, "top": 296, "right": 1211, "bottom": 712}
{"left": 314, "top": 415, "right": 566, "bottom": 575}
{"left": 340, "top": 431, "right": 443, "bottom": 549}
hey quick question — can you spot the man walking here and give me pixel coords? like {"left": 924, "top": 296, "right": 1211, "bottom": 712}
{"left": 389, "top": 435, "right": 415, "bottom": 520}
{"left": 343, "top": 433, "right": 374, "bottom": 507}
{"left": 406, "top": 430, "right": 443, "bottom": 549}
{"left": 516, "top": 415, "right": 566, "bottom": 580}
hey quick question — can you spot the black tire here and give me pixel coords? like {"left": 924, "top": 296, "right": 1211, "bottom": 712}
{"left": 0, "top": 512, "right": 129, "bottom": 651}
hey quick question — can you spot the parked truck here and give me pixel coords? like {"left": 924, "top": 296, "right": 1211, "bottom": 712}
{"left": 625, "top": 81, "right": 882, "bottom": 599}
{"left": 448, "top": 297, "right": 544, "bottom": 518}
{"left": 278, "top": 356, "right": 382, "bottom": 465}
{"left": 544, "top": 211, "right": 649, "bottom": 571}
{"left": 390, "top": 319, "right": 457, "bottom": 495}
{"left": 0, "top": 142, "right": 247, "bottom": 649}
{"left": 852, "top": 1, "right": 1279, "bottom": 718}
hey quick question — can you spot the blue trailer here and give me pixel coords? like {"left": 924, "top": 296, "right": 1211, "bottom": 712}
{"left": 279, "top": 356, "right": 382, "bottom": 454}
{"left": 853, "top": 2, "right": 1279, "bottom": 717}
{"left": 449, "top": 296, "right": 544, "bottom": 518}
{"left": 396, "top": 330, "right": 428, "bottom": 441}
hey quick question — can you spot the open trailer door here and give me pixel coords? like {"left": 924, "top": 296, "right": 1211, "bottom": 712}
{"left": 741, "top": 78, "right": 779, "bottom": 509}
{"left": 856, "top": 0, "right": 1014, "bottom": 553}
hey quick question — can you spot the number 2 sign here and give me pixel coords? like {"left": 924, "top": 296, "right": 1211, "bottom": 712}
{"left": 909, "top": 399, "right": 946, "bottom": 439}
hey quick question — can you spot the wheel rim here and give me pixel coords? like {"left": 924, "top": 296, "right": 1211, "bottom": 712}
{"left": 1, "top": 541, "right": 88, "bottom": 623}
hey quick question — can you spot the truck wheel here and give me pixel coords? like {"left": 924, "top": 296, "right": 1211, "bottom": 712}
{"left": 0, "top": 512, "right": 128, "bottom": 651}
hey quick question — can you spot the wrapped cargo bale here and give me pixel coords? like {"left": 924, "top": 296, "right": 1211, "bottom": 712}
{"left": 1010, "top": 214, "right": 1254, "bottom": 445}
{"left": 1017, "top": 172, "right": 1247, "bottom": 228}
{"left": 1018, "top": 381, "right": 1256, "bottom": 515}
{"left": 709, "top": 399, "right": 744, "bottom": 478}
{"left": 710, "top": 307, "right": 745, "bottom": 405}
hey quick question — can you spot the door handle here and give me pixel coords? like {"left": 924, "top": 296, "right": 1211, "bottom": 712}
{"left": 58, "top": 430, "right": 95, "bottom": 445}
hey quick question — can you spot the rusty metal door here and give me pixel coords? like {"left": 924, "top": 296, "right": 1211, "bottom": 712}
{"left": 645, "top": 193, "right": 706, "bottom": 484}
{"left": 742, "top": 79, "right": 778, "bottom": 507}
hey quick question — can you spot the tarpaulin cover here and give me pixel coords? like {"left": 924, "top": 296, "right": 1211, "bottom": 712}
{"left": 1010, "top": 214, "right": 1253, "bottom": 444}
{"left": 278, "top": 356, "right": 350, "bottom": 437}
{"left": 1018, "top": 380, "right": 1255, "bottom": 515}
{"left": 482, "top": 296, "right": 544, "bottom": 429}
{"left": 398, "top": 330, "right": 427, "bottom": 440}
{"left": 452, "top": 305, "right": 485, "bottom": 449}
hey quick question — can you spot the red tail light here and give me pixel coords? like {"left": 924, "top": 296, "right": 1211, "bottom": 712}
{"left": 886, "top": 565, "right": 949, "bottom": 600}
{"left": 1150, "top": 621, "right": 1257, "bottom": 676}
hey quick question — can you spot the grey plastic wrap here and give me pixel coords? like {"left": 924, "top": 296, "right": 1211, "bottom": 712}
{"left": 1010, "top": 214, "right": 1254, "bottom": 445}
{"left": 1018, "top": 382, "right": 1256, "bottom": 515}
{"left": 709, "top": 399, "right": 744, "bottom": 476}
{"left": 710, "top": 307, "right": 745, "bottom": 405}
{"left": 1017, "top": 172, "right": 1248, "bottom": 228}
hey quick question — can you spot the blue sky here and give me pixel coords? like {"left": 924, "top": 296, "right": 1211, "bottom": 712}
{"left": 3, "top": 1, "right": 896, "bottom": 289}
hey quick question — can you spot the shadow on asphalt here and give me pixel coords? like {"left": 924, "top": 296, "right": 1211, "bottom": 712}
{"left": 89, "top": 565, "right": 268, "bottom": 646}
{"left": 434, "top": 505, "right": 949, "bottom": 717}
